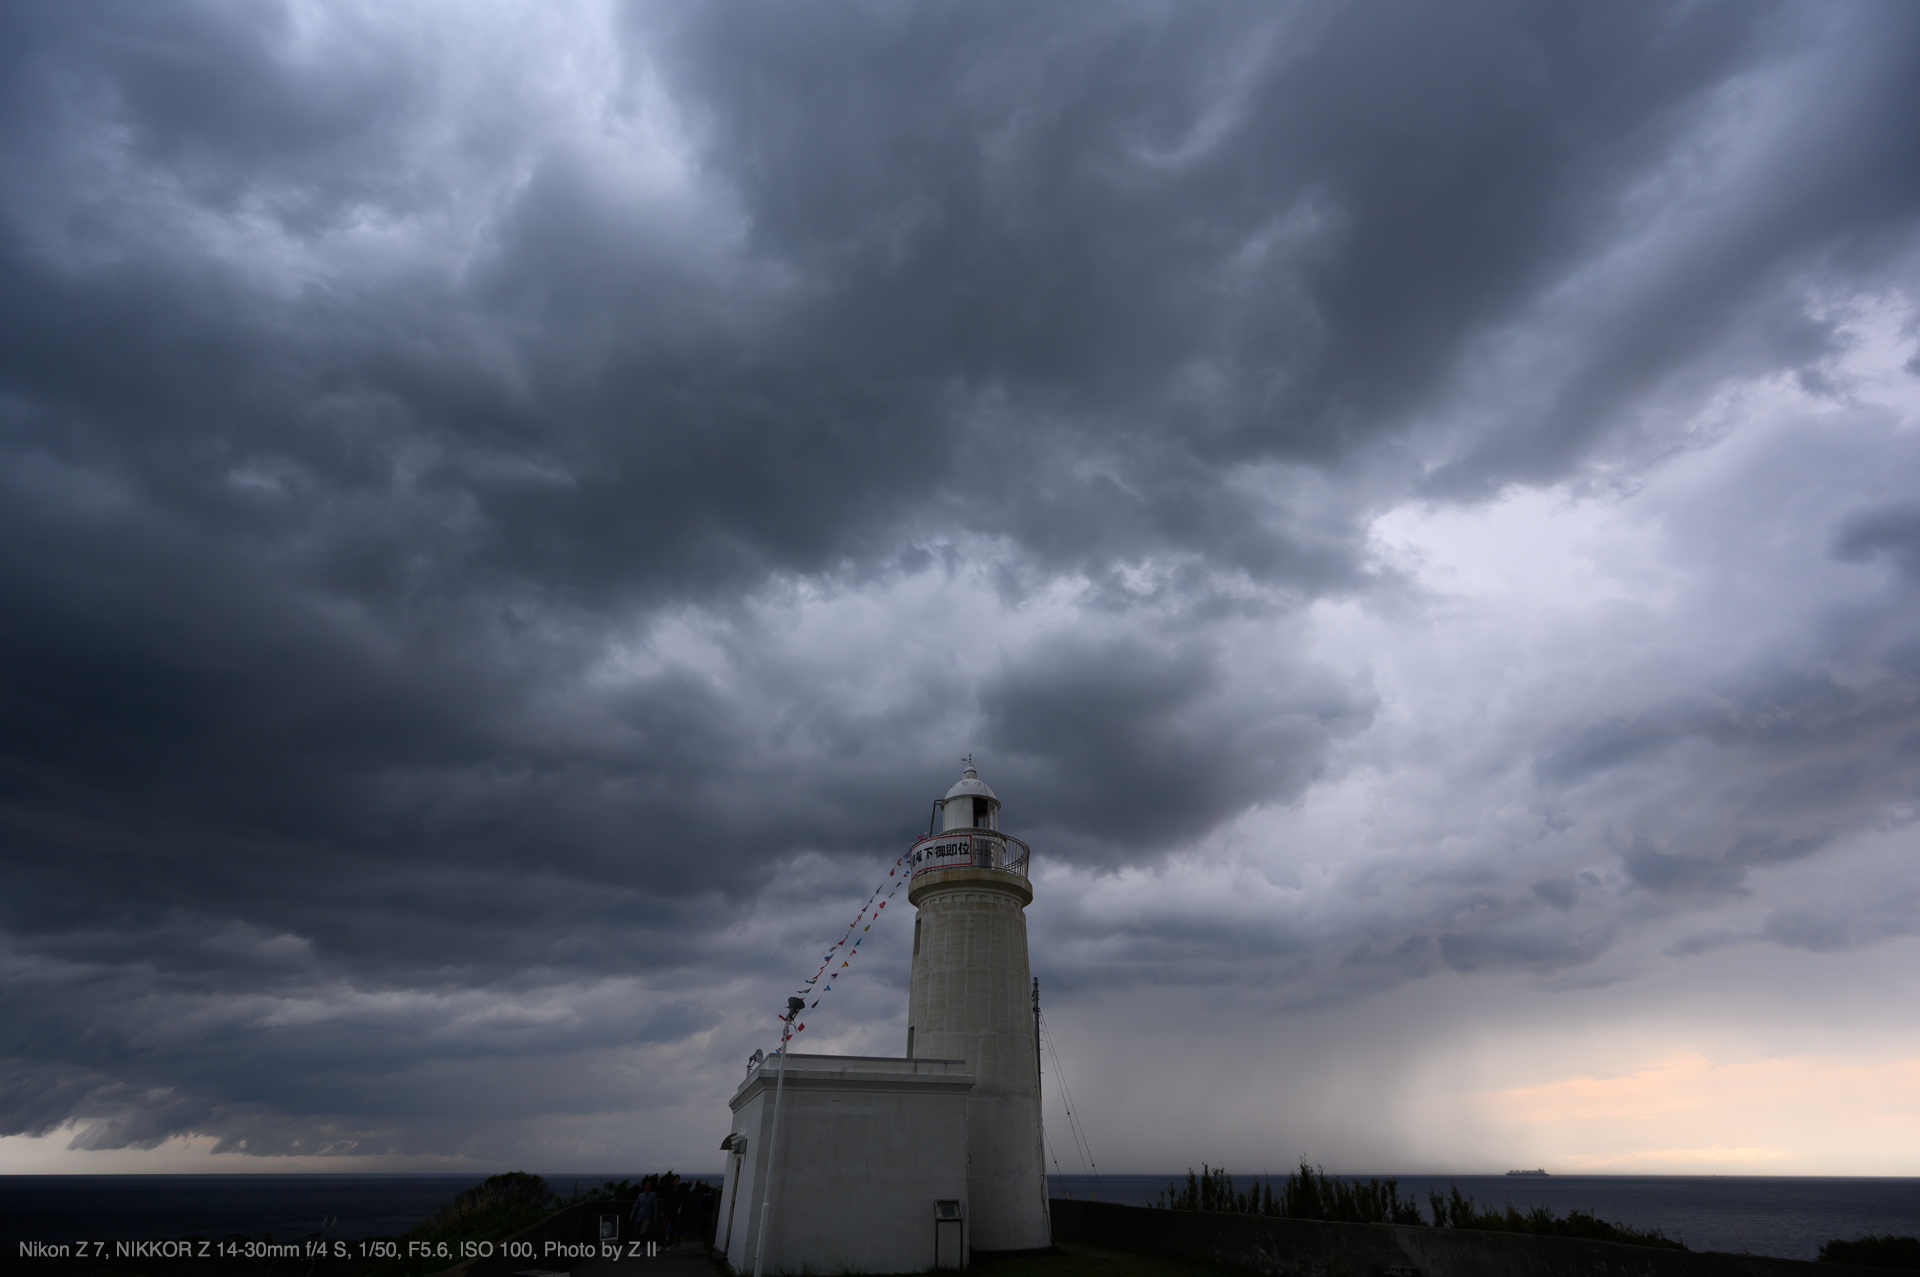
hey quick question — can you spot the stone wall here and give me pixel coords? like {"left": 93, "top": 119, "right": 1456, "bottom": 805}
{"left": 1048, "top": 1198, "right": 1901, "bottom": 1277}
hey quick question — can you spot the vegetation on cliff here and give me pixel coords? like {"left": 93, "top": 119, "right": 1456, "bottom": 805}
{"left": 366, "top": 1171, "right": 558, "bottom": 1277}
{"left": 1422, "top": 1184, "right": 1685, "bottom": 1250}
{"left": 1158, "top": 1163, "right": 1423, "bottom": 1225}
{"left": 368, "top": 1171, "right": 672, "bottom": 1276}
{"left": 1818, "top": 1235, "right": 1920, "bottom": 1269}
{"left": 1158, "top": 1161, "right": 1685, "bottom": 1251}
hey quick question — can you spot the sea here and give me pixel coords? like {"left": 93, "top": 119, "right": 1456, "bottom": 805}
{"left": 0, "top": 1173, "right": 1914, "bottom": 1263}
{"left": 1049, "top": 1173, "right": 1920, "bottom": 1262}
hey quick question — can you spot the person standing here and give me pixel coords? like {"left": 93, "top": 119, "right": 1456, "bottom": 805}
{"left": 662, "top": 1173, "right": 682, "bottom": 1246}
{"left": 630, "top": 1176, "right": 659, "bottom": 1243}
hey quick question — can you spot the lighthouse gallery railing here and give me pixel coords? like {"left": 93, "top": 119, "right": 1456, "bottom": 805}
{"left": 907, "top": 828, "right": 1031, "bottom": 882}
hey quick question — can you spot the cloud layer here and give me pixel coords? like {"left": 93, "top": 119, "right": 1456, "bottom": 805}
{"left": 2, "top": 0, "right": 1918, "bottom": 1172}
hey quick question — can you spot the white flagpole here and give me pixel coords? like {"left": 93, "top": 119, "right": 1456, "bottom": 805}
{"left": 752, "top": 997, "right": 804, "bottom": 1277}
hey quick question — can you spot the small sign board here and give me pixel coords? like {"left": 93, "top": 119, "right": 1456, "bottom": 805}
{"left": 934, "top": 1200, "right": 963, "bottom": 1220}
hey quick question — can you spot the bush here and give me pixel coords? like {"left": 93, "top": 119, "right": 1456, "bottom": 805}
{"left": 1819, "top": 1235, "right": 1920, "bottom": 1269}
{"left": 1423, "top": 1185, "right": 1684, "bottom": 1250}
{"left": 1156, "top": 1162, "right": 1683, "bottom": 1250}
{"left": 370, "top": 1172, "right": 558, "bottom": 1277}
{"left": 423, "top": 1171, "right": 555, "bottom": 1231}
{"left": 562, "top": 1177, "right": 643, "bottom": 1205}
{"left": 1157, "top": 1161, "right": 1422, "bottom": 1225}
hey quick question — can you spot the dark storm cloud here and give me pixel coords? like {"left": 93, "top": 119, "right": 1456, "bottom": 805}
{"left": 979, "top": 634, "right": 1368, "bottom": 858}
{"left": 1536, "top": 660, "right": 1919, "bottom": 859}
{"left": 1834, "top": 501, "right": 1920, "bottom": 582}
{"left": 2, "top": 0, "right": 1918, "bottom": 1158}
{"left": 1763, "top": 888, "right": 1920, "bottom": 954}
{"left": 652, "top": 0, "right": 1920, "bottom": 491}
{"left": 1437, "top": 921, "right": 1616, "bottom": 976}
{"left": 1621, "top": 834, "right": 1748, "bottom": 898}
{"left": 1530, "top": 875, "right": 1587, "bottom": 912}
{"left": 25, "top": 937, "right": 889, "bottom": 1157}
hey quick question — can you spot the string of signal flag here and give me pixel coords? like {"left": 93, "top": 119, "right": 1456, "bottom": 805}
{"left": 777, "top": 851, "right": 911, "bottom": 1037}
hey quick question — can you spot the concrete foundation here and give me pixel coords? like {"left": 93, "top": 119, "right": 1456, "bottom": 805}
{"left": 719, "top": 1054, "right": 974, "bottom": 1275}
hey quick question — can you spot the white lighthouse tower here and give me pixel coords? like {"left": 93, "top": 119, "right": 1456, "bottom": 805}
{"left": 714, "top": 759, "right": 1050, "bottom": 1272}
{"left": 905, "top": 758, "right": 1050, "bottom": 1251}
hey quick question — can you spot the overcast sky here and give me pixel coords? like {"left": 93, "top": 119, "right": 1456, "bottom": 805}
{"left": 4, "top": 0, "right": 1919, "bottom": 1179}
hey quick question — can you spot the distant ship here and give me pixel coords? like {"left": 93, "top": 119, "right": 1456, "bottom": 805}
{"left": 1505, "top": 1169, "right": 1549, "bottom": 1177}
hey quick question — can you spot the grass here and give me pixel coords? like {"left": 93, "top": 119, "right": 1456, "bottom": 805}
{"left": 10, "top": 1172, "right": 706, "bottom": 1277}
{"left": 11, "top": 1172, "right": 645, "bottom": 1277}
{"left": 363, "top": 1171, "right": 559, "bottom": 1277}
{"left": 1158, "top": 1163, "right": 1422, "bottom": 1225}
{"left": 1420, "top": 1186, "right": 1685, "bottom": 1251}
{"left": 869, "top": 1241, "right": 1252, "bottom": 1277}
{"left": 1819, "top": 1235, "right": 1920, "bottom": 1269}
{"left": 1155, "top": 1161, "right": 1686, "bottom": 1251}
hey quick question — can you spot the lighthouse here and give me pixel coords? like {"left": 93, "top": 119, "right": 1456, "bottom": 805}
{"left": 906, "top": 758, "right": 1050, "bottom": 1251}
{"left": 714, "top": 759, "right": 1049, "bottom": 1272}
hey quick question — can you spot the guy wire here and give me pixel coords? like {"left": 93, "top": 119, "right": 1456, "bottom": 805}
{"left": 1038, "top": 1008, "right": 1103, "bottom": 1201}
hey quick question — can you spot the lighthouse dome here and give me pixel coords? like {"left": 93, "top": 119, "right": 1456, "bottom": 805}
{"left": 944, "top": 761, "right": 997, "bottom": 803}
{"left": 938, "top": 758, "right": 1000, "bottom": 832}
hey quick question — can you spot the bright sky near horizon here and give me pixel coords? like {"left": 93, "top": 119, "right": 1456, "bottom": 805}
{"left": 2, "top": 0, "right": 1919, "bottom": 1178}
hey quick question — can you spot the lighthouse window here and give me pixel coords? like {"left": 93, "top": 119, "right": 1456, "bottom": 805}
{"left": 914, "top": 918, "right": 922, "bottom": 955}
{"left": 972, "top": 797, "right": 993, "bottom": 829}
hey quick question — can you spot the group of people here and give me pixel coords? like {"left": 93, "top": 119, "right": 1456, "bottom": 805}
{"left": 627, "top": 1172, "right": 714, "bottom": 1248}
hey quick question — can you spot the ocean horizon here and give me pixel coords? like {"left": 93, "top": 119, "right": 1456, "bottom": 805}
{"left": 2, "top": 1171, "right": 1915, "bottom": 1263}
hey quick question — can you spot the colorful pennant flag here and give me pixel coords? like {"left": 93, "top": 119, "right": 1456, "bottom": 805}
{"left": 771, "top": 848, "right": 914, "bottom": 1041}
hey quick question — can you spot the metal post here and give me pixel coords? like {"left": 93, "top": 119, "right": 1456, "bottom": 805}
{"left": 1032, "top": 977, "right": 1041, "bottom": 1085}
{"left": 753, "top": 998, "right": 804, "bottom": 1277}
{"left": 1034, "top": 976, "right": 1049, "bottom": 1235}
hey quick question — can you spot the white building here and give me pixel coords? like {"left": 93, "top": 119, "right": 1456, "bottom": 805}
{"left": 715, "top": 761, "right": 1050, "bottom": 1273}
{"left": 714, "top": 1055, "right": 974, "bottom": 1273}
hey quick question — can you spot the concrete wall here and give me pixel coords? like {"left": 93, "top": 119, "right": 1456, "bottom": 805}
{"left": 1049, "top": 1198, "right": 1904, "bottom": 1277}
{"left": 723, "top": 1054, "right": 973, "bottom": 1275}
{"left": 907, "top": 872, "right": 1050, "bottom": 1252}
{"left": 714, "top": 1080, "right": 764, "bottom": 1263}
